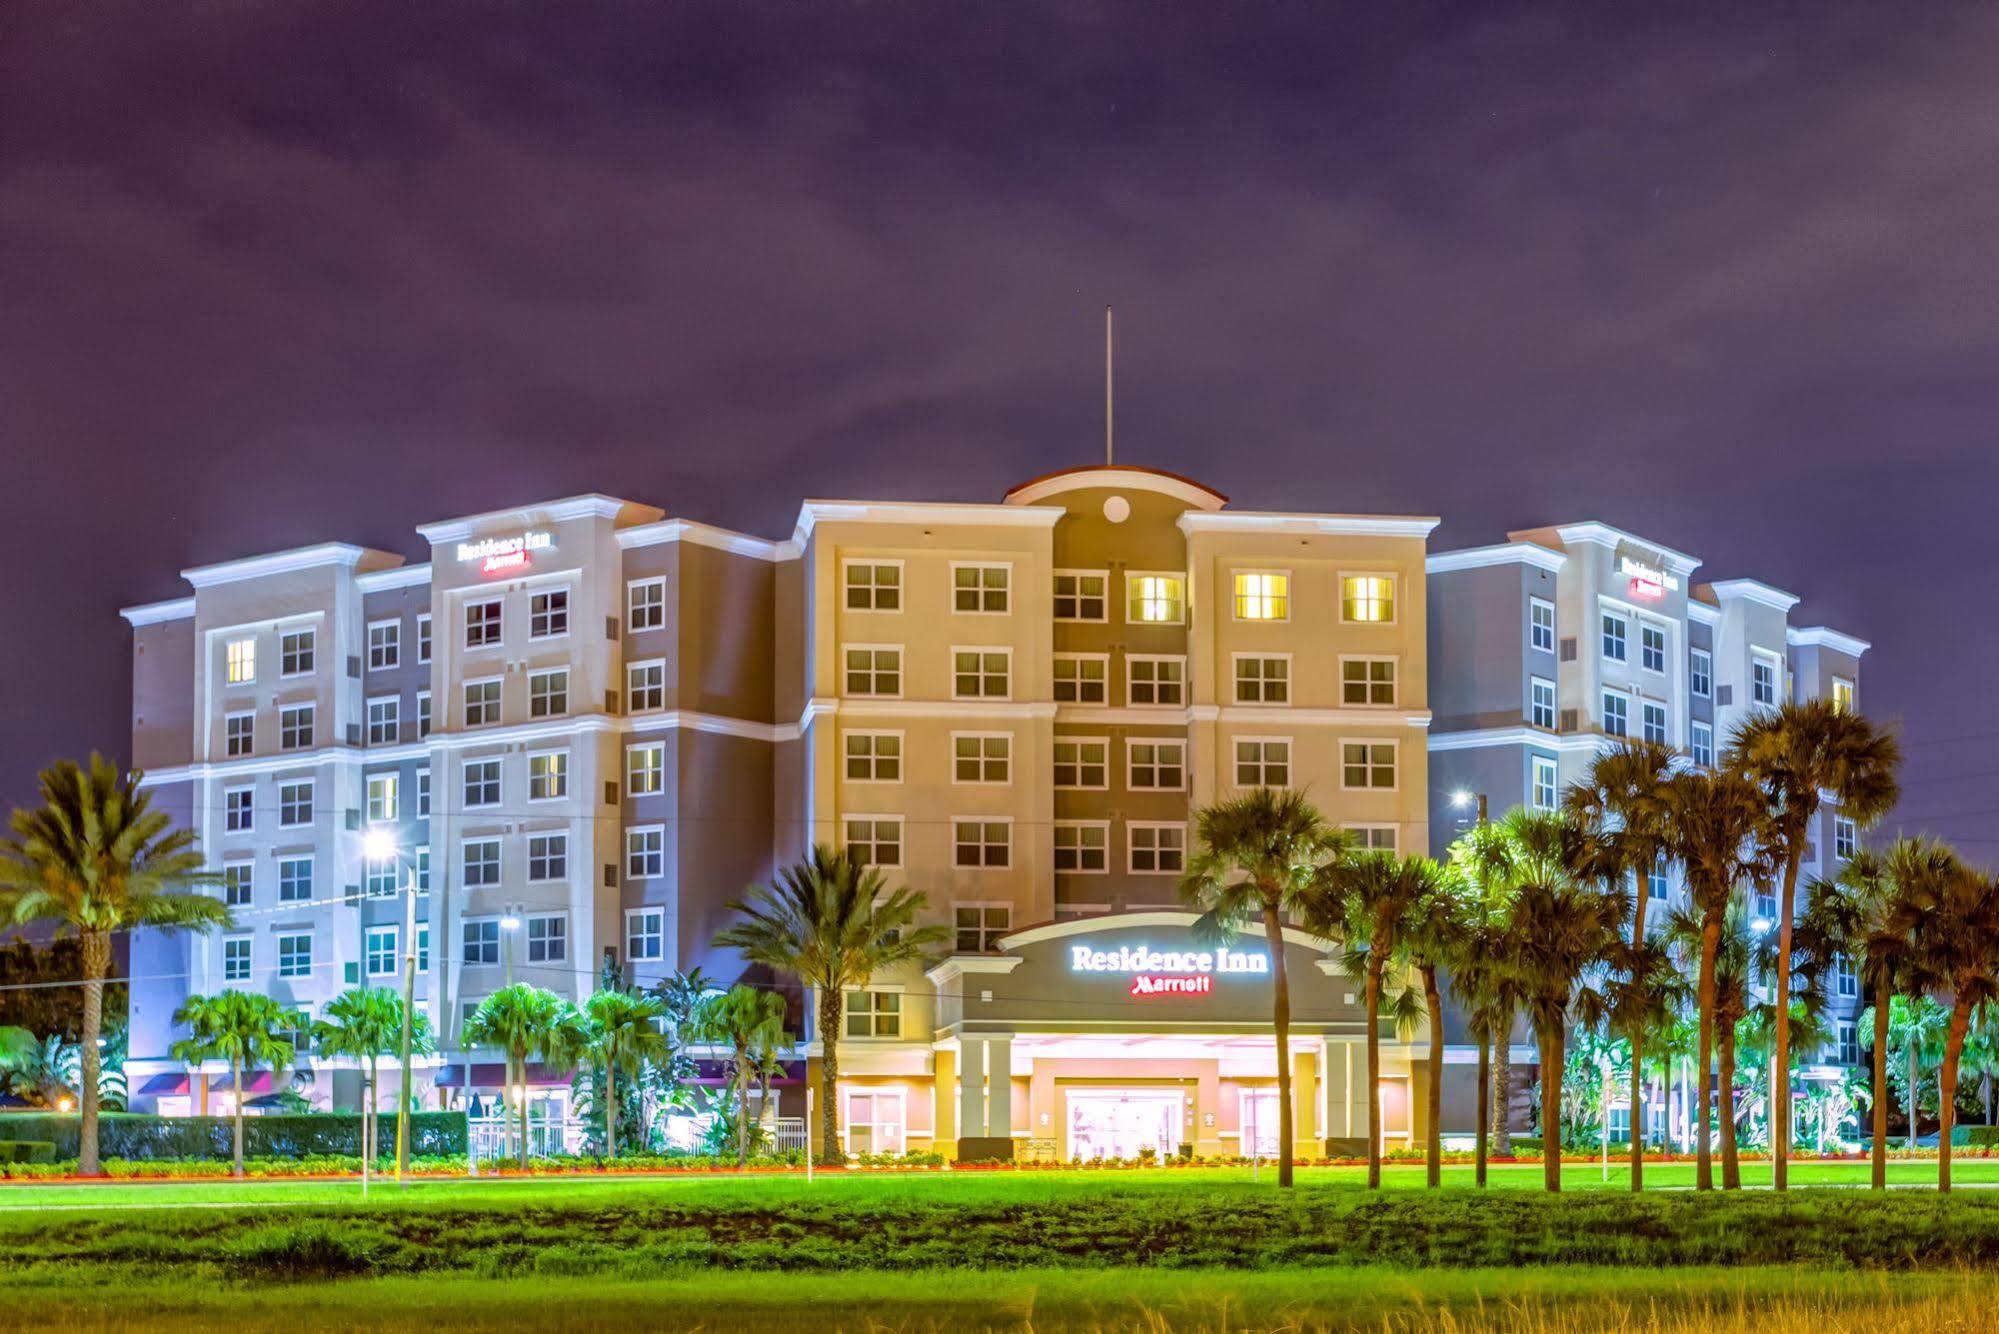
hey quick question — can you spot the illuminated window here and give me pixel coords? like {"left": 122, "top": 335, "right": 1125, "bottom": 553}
{"left": 1601, "top": 613, "right": 1628, "bottom": 663}
{"left": 527, "top": 914, "right": 566, "bottom": 963}
{"left": 277, "top": 932, "right": 312, "bottom": 979}
{"left": 844, "top": 816, "right": 902, "bottom": 868}
{"left": 368, "top": 620, "right": 400, "bottom": 671}
{"left": 279, "top": 703, "right": 314, "bottom": 751}
{"left": 626, "top": 660, "right": 665, "bottom": 712}
{"left": 953, "top": 819, "right": 1011, "bottom": 868}
{"left": 1532, "top": 757, "right": 1558, "bottom": 812}
{"left": 1053, "top": 738, "right": 1108, "bottom": 789}
{"left": 1053, "top": 571, "right": 1107, "bottom": 621}
{"left": 1602, "top": 691, "right": 1628, "bottom": 738}
{"left": 844, "top": 732, "right": 901, "bottom": 782}
{"left": 1235, "top": 738, "right": 1291, "bottom": 788}
{"left": 277, "top": 780, "right": 314, "bottom": 827}
{"left": 365, "top": 772, "right": 398, "bottom": 822}
{"left": 465, "top": 599, "right": 502, "bottom": 648}
{"left": 224, "top": 787, "right": 254, "bottom": 832}
{"left": 626, "top": 742, "right": 665, "bottom": 795}
{"left": 528, "top": 750, "right": 568, "bottom": 801}
{"left": 221, "top": 862, "right": 252, "bottom": 908}
{"left": 955, "top": 903, "right": 1013, "bottom": 950}
{"left": 953, "top": 733, "right": 1010, "bottom": 784}
{"left": 1053, "top": 823, "right": 1108, "bottom": 873}
{"left": 626, "top": 909, "right": 665, "bottom": 962}
{"left": 953, "top": 564, "right": 1010, "bottom": 614}
{"left": 1128, "top": 740, "right": 1185, "bottom": 790}
{"left": 528, "top": 834, "right": 567, "bottom": 882}
{"left": 281, "top": 629, "right": 314, "bottom": 677}
{"left": 1341, "top": 575, "right": 1394, "bottom": 624}
{"left": 529, "top": 668, "right": 568, "bottom": 718}
{"left": 625, "top": 827, "right": 664, "bottom": 879}
{"left": 1529, "top": 598, "right": 1555, "bottom": 653}
{"left": 951, "top": 648, "right": 1010, "bottom": 699}
{"left": 1128, "top": 657, "right": 1185, "bottom": 706}
{"left": 1690, "top": 648, "right": 1712, "bottom": 698}
{"left": 224, "top": 713, "right": 254, "bottom": 757}
{"left": 1234, "top": 656, "right": 1289, "bottom": 705}
{"left": 1233, "top": 572, "right": 1289, "bottom": 621}
{"left": 1126, "top": 573, "right": 1186, "bottom": 624}
{"left": 366, "top": 927, "right": 398, "bottom": 977}
{"left": 366, "top": 696, "right": 399, "bottom": 745}
{"left": 628, "top": 578, "right": 665, "bottom": 632}
{"left": 223, "top": 935, "right": 252, "bottom": 983}
{"left": 844, "top": 991, "right": 901, "bottom": 1038}
{"left": 529, "top": 589, "right": 568, "bottom": 640}
{"left": 1833, "top": 678, "right": 1856, "bottom": 713}
{"left": 1691, "top": 721, "right": 1714, "bottom": 768}
{"left": 463, "top": 839, "right": 501, "bottom": 887}
{"left": 1129, "top": 823, "right": 1185, "bottom": 874}
{"left": 225, "top": 637, "right": 256, "bottom": 684}
{"left": 463, "top": 759, "right": 500, "bottom": 808}
{"left": 1642, "top": 700, "right": 1668, "bottom": 745}
{"left": 1834, "top": 816, "right": 1857, "bottom": 860}
{"left": 1530, "top": 677, "right": 1556, "bottom": 730}
{"left": 844, "top": 562, "right": 901, "bottom": 611}
{"left": 1341, "top": 658, "right": 1396, "bottom": 706}
{"left": 1053, "top": 654, "right": 1108, "bottom": 704}
{"left": 844, "top": 646, "right": 901, "bottom": 696}
{"left": 463, "top": 679, "right": 501, "bottom": 726}
{"left": 278, "top": 857, "right": 312, "bottom": 902}
{"left": 1340, "top": 741, "right": 1396, "bottom": 790}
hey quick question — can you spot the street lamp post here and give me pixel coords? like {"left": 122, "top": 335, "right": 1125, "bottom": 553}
{"left": 365, "top": 827, "right": 423, "bottom": 1187}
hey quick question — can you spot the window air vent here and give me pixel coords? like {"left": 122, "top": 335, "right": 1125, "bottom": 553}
{"left": 347, "top": 656, "right": 361, "bottom": 679}
{"left": 603, "top": 864, "right": 618, "bottom": 889}
{"left": 344, "top": 963, "right": 360, "bottom": 985}
{"left": 605, "top": 781, "right": 619, "bottom": 806}
{"left": 606, "top": 617, "right": 620, "bottom": 642}
{"left": 344, "top": 810, "right": 360, "bottom": 831}
{"left": 345, "top": 724, "right": 361, "bottom": 746}
{"left": 605, "top": 690, "right": 620, "bottom": 714}
{"left": 1559, "top": 637, "right": 1578, "bottom": 662}
{"left": 1716, "top": 685, "right": 1734, "bottom": 706}
{"left": 1559, "top": 709, "right": 1579, "bottom": 734}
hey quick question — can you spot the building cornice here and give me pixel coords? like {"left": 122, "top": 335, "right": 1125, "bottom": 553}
{"left": 1787, "top": 625, "right": 1870, "bottom": 658}
{"left": 924, "top": 956, "right": 1026, "bottom": 988}
{"left": 1426, "top": 726, "right": 1616, "bottom": 755}
{"left": 615, "top": 519, "right": 786, "bottom": 562}
{"left": 120, "top": 597, "right": 197, "bottom": 627}
{"left": 1537, "top": 522, "right": 1702, "bottom": 578}
{"left": 181, "top": 543, "right": 399, "bottom": 590}
{"left": 1687, "top": 600, "right": 1721, "bottom": 626}
{"left": 1178, "top": 512, "right": 1440, "bottom": 540}
{"left": 998, "top": 909, "right": 1331, "bottom": 954}
{"left": 1003, "top": 465, "right": 1228, "bottom": 511}
{"left": 356, "top": 564, "right": 432, "bottom": 593}
{"left": 415, "top": 494, "right": 663, "bottom": 544}
{"left": 1706, "top": 578, "right": 1802, "bottom": 613}
{"left": 1426, "top": 542, "right": 1567, "bottom": 575}
{"left": 792, "top": 500, "right": 1063, "bottom": 547}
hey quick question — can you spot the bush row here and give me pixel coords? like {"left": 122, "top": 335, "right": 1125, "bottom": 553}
{"left": 0, "top": 1112, "right": 467, "bottom": 1159}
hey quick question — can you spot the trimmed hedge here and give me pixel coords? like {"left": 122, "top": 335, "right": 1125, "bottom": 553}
{"left": 0, "top": 1143, "right": 55, "bottom": 1164}
{"left": 0, "top": 1112, "right": 466, "bottom": 1160}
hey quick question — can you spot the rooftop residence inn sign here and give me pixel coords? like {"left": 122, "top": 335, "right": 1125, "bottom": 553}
{"left": 458, "top": 531, "right": 552, "bottom": 576}
{"left": 1070, "top": 943, "right": 1271, "bottom": 998}
{"left": 1617, "top": 544, "right": 1682, "bottom": 601}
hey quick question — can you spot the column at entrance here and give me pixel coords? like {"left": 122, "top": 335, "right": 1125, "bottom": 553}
{"left": 1325, "top": 1038, "right": 1371, "bottom": 1156}
{"left": 954, "top": 1036, "right": 1015, "bottom": 1163}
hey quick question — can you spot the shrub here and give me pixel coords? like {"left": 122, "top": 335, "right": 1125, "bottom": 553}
{"left": 0, "top": 1142, "right": 56, "bottom": 1164}
{"left": 0, "top": 1112, "right": 467, "bottom": 1160}
{"left": 226, "top": 1223, "right": 381, "bottom": 1279}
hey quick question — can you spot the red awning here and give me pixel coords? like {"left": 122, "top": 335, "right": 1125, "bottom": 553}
{"left": 137, "top": 1073, "right": 191, "bottom": 1096}
{"left": 434, "top": 1062, "right": 572, "bottom": 1089}
{"left": 208, "top": 1070, "right": 274, "bottom": 1094}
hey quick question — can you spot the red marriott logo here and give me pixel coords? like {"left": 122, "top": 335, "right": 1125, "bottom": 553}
{"left": 1130, "top": 974, "right": 1214, "bottom": 998}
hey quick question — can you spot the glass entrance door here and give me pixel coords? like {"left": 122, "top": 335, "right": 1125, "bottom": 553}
{"left": 1240, "top": 1088, "right": 1281, "bottom": 1158}
{"left": 1066, "top": 1089, "right": 1182, "bottom": 1161}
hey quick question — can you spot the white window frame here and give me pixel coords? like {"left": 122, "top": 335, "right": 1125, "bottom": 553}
{"left": 1529, "top": 597, "right": 1555, "bottom": 653}
{"left": 949, "top": 645, "right": 1013, "bottom": 701}
{"left": 950, "top": 732, "right": 1012, "bottom": 785}
{"left": 1125, "top": 571, "right": 1187, "bottom": 625}
{"left": 526, "top": 832, "right": 568, "bottom": 883}
{"left": 842, "top": 644, "right": 904, "bottom": 698}
{"left": 1232, "top": 570, "right": 1291, "bottom": 622}
{"left": 843, "top": 988, "right": 904, "bottom": 1040}
{"left": 1530, "top": 676, "right": 1557, "bottom": 731}
{"left": 1339, "top": 655, "right": 1397, "bottom": 707}
{"left": 953, "top": 902, "right": 1015, "bottom": 951}
{"left": 841, "top": 558, "right": 905, "bottom": 613}
{"left": 461, "top": 917, "right": 502, "bottom": 967}
{"left": 625, "top": 908, "right": 665, "bottom": 962}
{"left": 626, "top": 659, "right": 667, "bottom": 713}
{"left": 1752, "top": 650, "right": 1782, "bottom": 707}
{"left": 277, "top": 855, "right": 313, "bottom": 903}
{"left": 1052, "top": 653, "right": 1110, "bottom": 705}
{"left": 1126, "top": 738, "right": 1187, "bottom": 791}
{"left": 367, "top": 618, "right": 401, "bottom": 672}
{"left": 464, "top": 598, "right": 503, "bottom": 649}
{"left": 528, "top": 667, "right": 569, "bottom": 719}
{"left": 277, "top": 778, "right": 314, "bottom": 828}
{"left": 1233, "top": 736, "right": 1292, "bottom": 789}
{"left": 365, "top": 771, "right": 399, "bottom": 823}
{"left": 1052, "top": 821, "right": 1111, "bottom": 874}
{"left": 525, "top": 912, "right": 568, "bottom": 964}
{"left": 527, "top": 748, "right": 569, "bottom": 802}
{"left": 366, "top": 695, "right": 400, "bottom": 745}
{"left": 949, "top": 561, "right": 1012, "bottom": 615}
{"left": 1601, "top": 611, "right": 1628, "bottom": 663}
{"left": 1832, "top": 677, "right": 1857, "bottom": 713}
{"left": 1052, "top": 568, "right": 1109, "bottom": 623}
{"left": 416, "top": 690, "right": 432, "bottom": 738}
{"left": 278, "top": 702, "right": 315, "bottom": 752}
{"left": 365, "top": 925, "right": 399, "bottom": 978}
{"left": 1339, "top": 738, "right": 1398, "bottom": 792}
{"left": 626, "top": 741, "right": 666, "bottom": 796}
{"left": 1127, "top": 822, "right": 1187, "bottom": 875}
{"left": 842, "top": 730, "right": 904, "bottom": 784}
{"left": 224, "top": 785, "right": 254, "bottom": 833}
{"left": 462, "top": 757, "right": 502, "bottom": 808}
{"left": 462, "top": 677, "right": 503, "bottom": 727}
{"left": 222, "top": 933, "right": 253, "bottom": 983}
{"left": 528, "top": 587, "right": 570, "bottom": 641}
{"left": 1347, "top": 824, "right": 1399, "bottom": 854}
{"left": 1531, "top": 755, "right": 1559, "bottom": 811}
{"left": 1641, "top": 698, "right": 1669, "bottom": 746}
{"left": 627, "top": 577, "right": 666, "bottom": 632}
{"left": 1690, "top": 647, "right": 1712, "bottom": 699}
{"left": 415, "top": 614, "right": 432, "bottom": 665}
{"left": 1052, "top": 735, "right": 1110, "bottom": 791}
{"left": 842, "top": 815, "right": 904, "bottom": 868}
{"left": 625, "top": 825, "right": 666, "bottom": 880}
{"left": 952, "top": 816, "right": 1013, "bottom": 870}
{"left": 225, "top": 636, "right": 257, "bottom": 685}
{"left": 1690, "top": 720, "right": 1715, "bottom": 768}
{"left": 1339, "top": 572, "right": 1398, "bottom": 625}
{"left": 223, "top": 711, "right": 255, "bottom": 758}
{"left": 1639, "top": 621, "right": 1667, "bottom": 674}
{"left": 1231, "top": 652, "right": 1292, "bottom": 706}
{"left": 280, "top": 627, "right": 315, "bottom": 678}
{"left": 1834, "top": 815, "right": 1857, "bottom": 861}
{"left": 461, "top": 838, "right": 502, "bottom": 888}
{"left": 220, "top": 859, "right": 253, "bottom": 909}
{"left": 1127, "top": 655, "right": 1187, "bottom": 708}
{"left": 276, "top": 931, "right": 313, "bottom": 980}
{"left": 1602, "top": 690, "right": 1629, "bottom": 738}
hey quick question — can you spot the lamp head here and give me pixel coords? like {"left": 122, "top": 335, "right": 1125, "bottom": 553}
{"left": 362, "top": 827, "right": 398, "bottom": 861}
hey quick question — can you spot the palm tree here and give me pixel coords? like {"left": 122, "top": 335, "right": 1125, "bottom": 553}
{"left": 1492, "top": 810, "right": 1622, "bottom": 1192}
{"left": 1568, "top": 740, "right": 1676, "bottom": 1191}
{"left": 1731, "top": 699, "right": 1901, "bottom": 1189}
{"left": 1707, "top": 907, "right": 1756, "bottom": 1188}
{"left": 169, "top": 991, "right": 300, "bottom": 1177}
{"left": 696, "top": 985, "right": 791, "bottom": 1165}
{"left": 1405, "top": 864, "right": 1468, "bottom": 1188}
{"left": 462, "top": 984, "right": 589, "bottom": 1168}
{"left": 1314, "top": 851, "right": 1439, "bottom": 1188}
{"left": 0, "top": 755, "right": 228, "bottom": 1175}
{"left": 313, "top": 988, "right": 434, "bottom": 1168}
{"left": 1179, "top": 789, "right": 1349, "bottom": 1189}
{"left": 1448, "top": 812, "right": 1537, "bottom": 1162}
{"left": 1897, "top": 854, "right": 1999, "bottom": 1192}
{"left": 716, "top": 845, "right": 946, "bottom": 1165}
{"left": 1656, "top": 767, "right": 1767, "bottom": 1190}
{"left": 584, "top": 988, "right": 672, "bottom": 1158}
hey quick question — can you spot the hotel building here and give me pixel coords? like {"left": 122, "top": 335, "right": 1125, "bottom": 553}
{"left": 117, "top": 473, "right": 1867, "bottom": 1159}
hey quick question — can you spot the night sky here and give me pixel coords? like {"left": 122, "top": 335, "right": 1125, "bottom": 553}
{"left": 3, "top": 3, "right": 1994, "bottom": 850}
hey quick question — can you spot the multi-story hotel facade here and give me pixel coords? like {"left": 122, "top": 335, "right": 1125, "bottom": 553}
{"left": 117, "top": 469, "right": 1869, "bottom": 1160}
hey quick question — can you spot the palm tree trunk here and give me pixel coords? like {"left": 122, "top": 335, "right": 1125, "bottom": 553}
{"left": 1720, "top": 1021, "right": 1740, "bottom": 1190}
{"left": 1629, "top": 880, "right": 1648, "bottom": 1193}
{"left": 1364, "top": 952, "right": 1382, "bottom": 1190}
{"left": 1942, "top": 997, "right": 1972, "bottom": 1194}
{"left": 1475, "top": 1029, "right": 1490, "bottom": 1189}
{"left": 1493, "top": 1010, "right": 1513, "bottom": 1157}
{"left": 819, "top": 989, "right": 843, "bottom": 1165}
{"left": 231, "top": 1054, "right": 245, "bottom": 1179}
{"left": 736, "top": 1062, "right": 750, "bottom": 1168}
{"left": 758, "top": 1065, "right": 775, "bottom": 1158}
{"left": 604, "top": 1062, "right": 618, "bottom": 1159}
{"left": 1264, "top": 906, "right": 1295, "bottom": 1189}
{"left": 1660, "top": 1059, "right": 1673, "bottom": 1158}
{"left": 1540, "top": 1022, "right": 1563, "bottom": 1193}
{"left": 1872, "top": 981, "right": 1891, "bottom": 1190}
{"left": 1908, "top": 1029, "right": 1921, "bottom": 1151}
{"left": 1696, "top": 915, "right": 1719, "bottom": 1191}
{"left": 1773, "top": 851, "right": 1803, "bottom": 1192}
{"left": 77, "top": 929, "right": 109, "bottom": 1177}
{"left": 515, "top": 1051, "right": 529, "bottom": 1171}
{"left": 1423, "top": 966, "right": 1443, "bottom": 1188}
